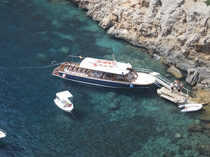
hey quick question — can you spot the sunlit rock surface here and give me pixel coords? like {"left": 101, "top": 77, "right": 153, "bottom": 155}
{"left": 67, "top": 0, "right": 210, "bottom": 89}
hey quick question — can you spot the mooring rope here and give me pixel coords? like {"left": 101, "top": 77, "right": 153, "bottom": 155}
{"left": 0, "top": 55, "right": 84, "bottom": 70}
{"left": 0, "top": 61, "right": 62, "bottom": 70}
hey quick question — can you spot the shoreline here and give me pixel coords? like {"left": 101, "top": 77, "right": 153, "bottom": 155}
{"left": 49, "top": 0, "right": 210, "bottom": 120}
{"left": 67, "top": 0, "right": 210, "bottom": 91}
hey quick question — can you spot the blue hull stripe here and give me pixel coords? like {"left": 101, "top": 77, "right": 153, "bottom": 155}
{"left": 58, "top": 72, "right": 151, "bottom": 89}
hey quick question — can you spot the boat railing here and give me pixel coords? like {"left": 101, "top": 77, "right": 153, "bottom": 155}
{"left": 135, "top": 67, "right": 193, "bottom": 96}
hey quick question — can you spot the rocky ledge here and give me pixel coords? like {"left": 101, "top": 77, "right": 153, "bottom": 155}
{"left": 66, "top": 0, "right": 210, "bottom": 91}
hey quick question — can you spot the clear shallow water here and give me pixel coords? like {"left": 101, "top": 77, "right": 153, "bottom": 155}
{"left": 0, "top": 0, "right": 209, "bottom": 156}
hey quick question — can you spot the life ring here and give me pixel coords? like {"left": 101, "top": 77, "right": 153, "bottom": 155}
{"left": 93, "top": 63, "right": 98, "bottom": 67}
{"left": 62, "top": 74, "right": 66, "bottom": 78}
{"left": 68, "top": 104, "right": 72, "bottom": 107}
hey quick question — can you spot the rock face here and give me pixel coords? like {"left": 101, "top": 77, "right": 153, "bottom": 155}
{"left": 186, "top": 69, "right": 201, "bottom": 86}
{"left": 67, "top": 0, "right": 210, "bottom": 89}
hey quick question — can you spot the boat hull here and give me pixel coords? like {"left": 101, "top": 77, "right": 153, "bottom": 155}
{"left": 179, "top": 104, "right": 203, "bottom": 112}
{"left": 0, "top": 130, "right": 6, "bottom": 138}
{"left": 54, "top": 98, "right": 73, "bottom": 113}
{"left": 56, "top": 72, "right": 153, "bottom": 89}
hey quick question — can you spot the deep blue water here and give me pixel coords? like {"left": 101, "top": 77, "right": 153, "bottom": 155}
{"left": 0, "top": 0, "right": 209, "bottom": 156}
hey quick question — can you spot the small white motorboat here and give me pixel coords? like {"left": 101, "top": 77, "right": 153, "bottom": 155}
{"left": 0, "top": 129, "right": 6, "bottom": 139}
{"left": 54, "top": 90, "right": 74, "bottom": 113}
{"left": 179, "top": 104, "right": 203, "bottom": 112}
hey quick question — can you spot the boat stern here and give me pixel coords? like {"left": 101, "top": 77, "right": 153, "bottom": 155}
{"left": 133, "top": 72, "right": 156, "bottom": 85}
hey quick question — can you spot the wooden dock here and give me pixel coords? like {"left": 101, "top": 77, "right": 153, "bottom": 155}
{"left": 157, "top": 87, "right": 190, "bottom": 104}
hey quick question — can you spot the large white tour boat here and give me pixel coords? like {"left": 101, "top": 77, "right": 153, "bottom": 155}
{"left": 52, "top": 57, "right": 156, "bottom": 89}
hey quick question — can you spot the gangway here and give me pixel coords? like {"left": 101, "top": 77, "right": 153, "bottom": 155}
{"left": 134, "top": 67, "right": 192, "bottom": 96}
{"left": 135, "top": 67, "right": 194, "bottom": 104}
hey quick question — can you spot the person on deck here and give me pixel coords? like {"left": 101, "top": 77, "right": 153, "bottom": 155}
{"left": 170, "top": 82, "right": 175, "bottom": 93}
{"left": 178, "top": 82, "right": 183, "bottom": 92}
{"left": 174, "top": 80, "right": 180, "bottom": 91}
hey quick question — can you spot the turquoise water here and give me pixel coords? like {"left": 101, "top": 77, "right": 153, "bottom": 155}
{"left": 0, "top": 0, "right": 209, "bottom": 156}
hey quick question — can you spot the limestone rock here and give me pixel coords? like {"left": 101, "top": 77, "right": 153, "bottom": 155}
{"left": 204, "top": 130, "right": 210, "bottom": 138}
{"left": 68, "top": 0, "right": 210, "bottom": 89}
{"left": 201, "top": 104, "right": 210, "bottom": 121}
{"left": 187, "top": 125, "right": 203, "bottom": 133}
{"left": 203, "top": 122, "right": 210, "bottom": 130}
{"left": 186, "top": 69, "right": 201, "bottom": 86}
{"left": 167, "top": 65, "right": 183, "bottom": 79}
{"left": 196, "top": 145, "right": 210, "bottom": 155}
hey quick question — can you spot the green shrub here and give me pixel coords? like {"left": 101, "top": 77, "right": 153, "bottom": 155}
{"left": 206, "top": 0, "right": 210, "bottom": 6}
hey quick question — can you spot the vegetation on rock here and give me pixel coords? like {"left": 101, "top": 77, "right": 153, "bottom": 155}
{"left": 206, "top": 0, "right": 210, "bottom": 6}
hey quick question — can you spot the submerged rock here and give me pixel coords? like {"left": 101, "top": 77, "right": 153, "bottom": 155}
{"left": 58, "top": 47, "right": 69, "bottom": 53}
{"left": 187, "top": 125, "right": 203, "bottom": 133}
{"left": 107, "top": 102, "right": 120, "bottom": 111}
{"left": 203, "top": 122, "right": 210, "bottom": 130}
{"left": 195, "top": 119, "right": 200, "bottom": 124}
{"left": 204, "top": 130, "right": 210, "bottom": 138}
{"left": 196, "top": 144, "right": 210, "bottom": 156}
{"left": 167, "top": 65, "right": 183, "bottom": 79}
{"left": 189, "top": 89, "right": 210, "bottom": 121}
{"left": 201, "top": 104, "right": 210, "bottom": 121}
{"left": 175, "top": 133, "right": 181, "bottom": 138}
{"left": 37, "top": 53, "right": 47, "bottom": 61}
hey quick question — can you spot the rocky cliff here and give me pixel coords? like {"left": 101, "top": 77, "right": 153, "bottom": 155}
{"left": 65, "top": 0, "right": 210, "bottom": 90}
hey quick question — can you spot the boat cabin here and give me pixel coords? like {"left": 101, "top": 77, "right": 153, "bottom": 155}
{"left": 56, "top": 57, "right": 138, "bottom": 83}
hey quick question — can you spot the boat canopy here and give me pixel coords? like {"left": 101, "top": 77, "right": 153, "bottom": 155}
{"left": 79, "top": 57, "right": 132, "bottom": 75}
{"left": 56, "top": 91, "right": 73, "bottom": 100}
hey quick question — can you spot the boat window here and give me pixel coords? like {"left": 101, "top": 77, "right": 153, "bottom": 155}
{"left": 96, "top": 71, "right": 102, "bottom": 78}
{"left": 76, "top": 68, "right": 81, "bottom": 73}
{"left": 100, "top": 72, "right": 105, "bottom": 79}
{"left": 90, "top": 71, "right": 102, "bottom": 78}
{"left": 127, "top": 73, "right": 135, "bottom": 80}
{"left": 71, "top": 66, "right": 76, "bottom": 71}
{"left": 115, "top": 75, "right": 128, "bottom": 82}
{"left": 78, "top": 68, "right": 83, "bottom": 73}
{"left": 85, "top": 69, "right": 89, "bottom": 74}
{"left": 75, "top": 67, "right": 79, "bottom": 72}
{"left": 72, "top": 67, "right": 78, "bottom": 72}
{"left": 64, "top": 66, "right": 69, "bottom": 72}
{"left": 104, "top": 73, "right": 114, "bottom": 79}
{"left": 68, "top": 66, "right": 73, "bottom": 71}
{"left": 80, "top": 68, "right": 85, "bottom": 73}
